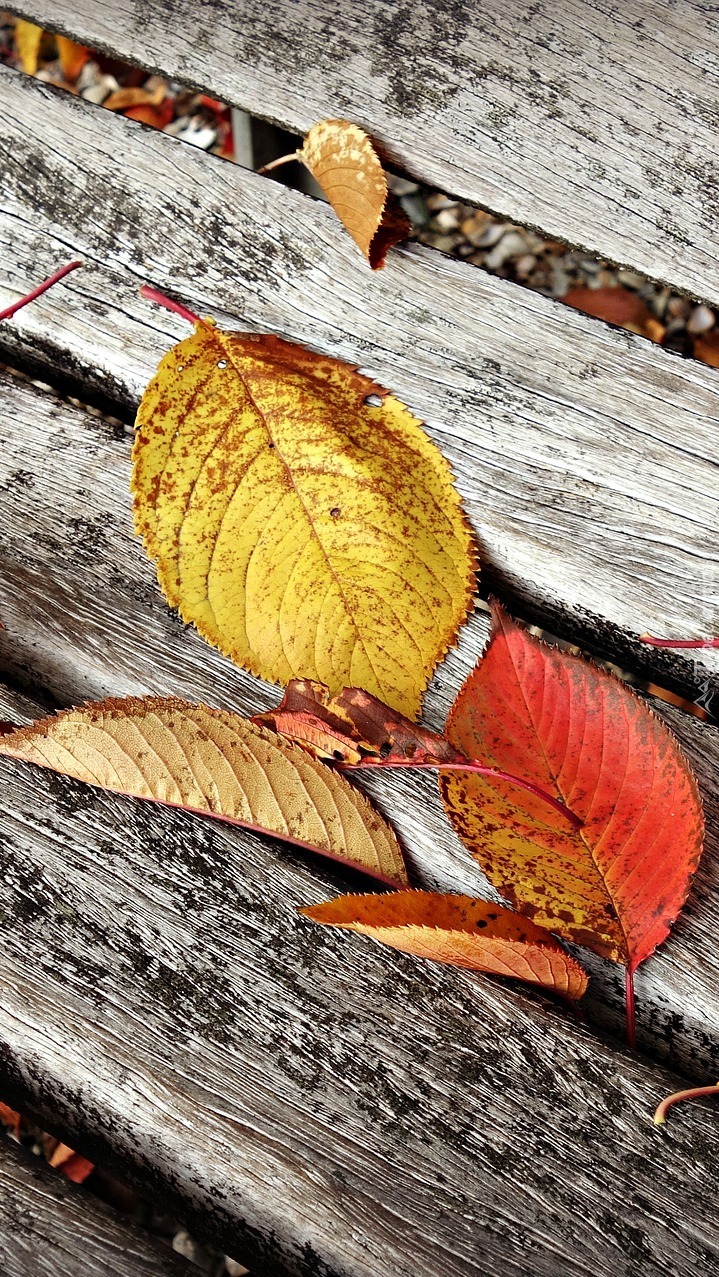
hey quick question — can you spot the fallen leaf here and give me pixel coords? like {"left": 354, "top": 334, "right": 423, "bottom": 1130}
{"left": 14, "top": 19, "right": 43, "bottom": 75}
{"left": 694, "top": 330, "right": 719, "bottom": 368}
{"left": 0, "top": 697, "right": 408, "bottom": 886}
{"left": 49, "top": 1142, "right": 94, "bottom": 1183}
{"left": 0, "top": 1102, "right": 21, "bottom": 1137}
{"left": 440, "top": 603, "right": 704, "bottom": 974}
{"left": 254, "top": 678, "right": 465, "bottom": 764}
{"left": 301, "top": 890, "right": 588, "bottom": 998}
{"left": 124, "top": 100, "right": 175, "bottom": 129}
{"left": 133, "top": 306, "right": 476, "bottom": 720}
{"left": 56, "top": 35, "right": 90, "bottom": 82}
{"left": 564, "top": 286, "right": 664, "bottom": 342}
{"left": 264, "top": 119, "right": 410, "bottom": 267}
{"left": 103, "top": 81, "right": 167, "bottom": 113}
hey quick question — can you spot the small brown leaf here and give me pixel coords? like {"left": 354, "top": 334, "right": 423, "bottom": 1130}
{"left": 0, "top": 697, "right": 408, "bottom": 886}
{"left": 103, "top": 82, "right": 167, "bottom": 113}
{"left": 299, "top": 120, "right": 410, "bottom": 268}
{"left": 49, "top": 1142, "right": 95, "bottom": 1183}
{"left": 56, "top": 35, "right": 90, "bottom": 82}
{"left": 695, "top": 330, "right": 719, "bottom": 368}
{"left": 565, "top": 286, "right": 664, "bottom": 342}
{"left": 302, "top": 890, "right": 588, "bottom": 998}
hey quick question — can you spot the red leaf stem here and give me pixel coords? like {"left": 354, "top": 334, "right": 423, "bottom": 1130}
{"left": 654, "top": 1081, "right": 719, "bottom": 1126}
{"left": 640, "top": 635, "right": 719, "bottom": 649}
{"left": 0, "top": 260, "right": 83, "bottom": 323}
{"left": 139, "top": 283, "right": 202, "bottom": 326}
{"left": 339, "top": 757, "right": 583, "bottom": 830}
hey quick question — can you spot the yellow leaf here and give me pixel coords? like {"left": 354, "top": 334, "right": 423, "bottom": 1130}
{"left": 302, "top": 890, "right": 588, "bottom": 998}
{"left": 299, "top": 119, "right": 410, "bottom": 268}
{"left": 132, "top": 323, "right": 476, "bottom": 720}
{"left": 56, "top": 35, "right": 91, "bottom": 82}
{"left": 0, "top": 697, "right": 408, "bottom": 886}
{"left": 14, "top": 19, "right": 43, "bottom": 75}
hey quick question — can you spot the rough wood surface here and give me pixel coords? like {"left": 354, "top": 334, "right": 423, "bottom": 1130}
{"left": 2, "top": 368, "right": 719, "bottom": 1085}
{"left": 0, "top": 1134, "right": 191, "bottom": 1277}
{"left": 3, "top": 671, "right": 719, "bottom": 1277}
{"left": 1, "top": 69, "right": 717, "bottom": 704}
{"left": 8, "top": 0, "right": 719, "bottom": 303}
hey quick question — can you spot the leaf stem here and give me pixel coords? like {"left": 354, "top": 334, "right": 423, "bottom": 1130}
{"left": 257, "top": 150, "right": 302, "bottom": 174}
{"left": 339, "top": 758, "right": 583, "bottom": 830}
{"left": 654, "top": 1081, "right": 719, "bottom": 1126}
{"left": 640, "top": 634, "right": 719, "bottom": 649}
{"left": 139, "top": 283, "right": 202, "bottom": 326}
{"left": 0, "top": 260, "right": 83, "bottom": 323}
{"left": 625, "top": 968, "right": 636, "bottom": 1050}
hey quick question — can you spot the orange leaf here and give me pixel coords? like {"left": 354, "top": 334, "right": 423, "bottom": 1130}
{"left": 564, "top": 286, "right": 664, "bottom": 341}
{"left": 49, "top": 1143, "right": 95, "bottom": 1183}
{"left": 301, "top": 890, "right": 588, "bottom": 998}
{"left": 440, "top": 603, "right": 704, "bottom": 972}
{"left": 14, "top": 19, "right": 43, "bottom": 75}
{"left": 0, "top": 697, "right": 408, "bottom": 886}
{"left": 56, "top": 35, "right": 90, "bottom": 82}
{"left": 300, "top": 120, "right": 410, "bottom": 268}
{"left": 695, "top": 330, "right": 719, "bottom": 368}
{"left": 103, "top": 82, "right": 167, "bottom": 113}
{"left": 124, "top": 100, "right": 175, "bottom": 129}
{"left": 0, "top": 1102, "right": 21, "bottom": 1137}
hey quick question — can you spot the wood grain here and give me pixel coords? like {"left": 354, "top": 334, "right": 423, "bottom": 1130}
{"left": 0, "top": 1134, "right": 192, "bottom": 1277}
{"left": 0, "top": 69, "right": 717, "bottom": 705}
{"left": 7, "top": 0, "right": 719, "bottom": 303}
{"left": 3, "top": 671, "right": 719, "bottom": 1277}
{"left": 2, "top": 368, "right": 719, "bottom": 1083}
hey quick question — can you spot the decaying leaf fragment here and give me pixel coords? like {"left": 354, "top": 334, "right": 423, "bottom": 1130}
{"left": 254, "top": 678, "right": 465, "bottom": 764}
{"left": 440, "top": 602, "right": 704, "bottom": 975}
{"left": 264, "top": 119, "right": 410, "bottom": 267}
{"left": 302, "top": 890, "right": 588, "bottom": 998}
{"left": 133, "top": 311, "right": 476, "bottom": 720}
{"left": 0, "top": 697, "right": 408, "bottom": 885}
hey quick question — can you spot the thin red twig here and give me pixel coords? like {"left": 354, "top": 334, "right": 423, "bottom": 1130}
{"left": 0, "top": 260, "right": 83, "bottom": 323}
{"left": 654, "top": 1081, "right": 719, "bottom": 1126}
{"left": 640, "top": 635, "right": 719, "bottom": 649}
{"left": 339, "top": 758, "right": 582, "bottom": 829}
{"left": 139, "top": 283, "right": 202, "bottom": 326}
{"left": 625, "top": 968, "right": 636, "bottom": 1050}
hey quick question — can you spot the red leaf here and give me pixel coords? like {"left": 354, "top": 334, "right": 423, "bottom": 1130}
{"left": 440, "top": 603, "right": 704, "bottom": 973}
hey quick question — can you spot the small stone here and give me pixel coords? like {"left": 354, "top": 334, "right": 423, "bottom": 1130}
{"left": 387, "top": 175, "right": 419, "bottom": 197}
{"left": 514, "top": 253, "right": 537, "bottom": 279}
{"left": 617, "top": 269, "right": 646, "bottom": 289}
{"left": 425, "top": 193, "right": 456, "bottom": 212}
{"left": 485, "top": 230, "right": 531, "bottom": 272}
{"left": 579, "top": 258, "right": 601, "bottom": 274}
{"left": 459, "top": 213, "right": 490, "bottom": 244}
{"left": 666, "top": 296, "right": 692, "bottom": 320}
{"left": 432, "top": 207, "right": 460, "bottom": 231}
{"left": 426, "top": 233, "right": 462, "bottom": 253}
{"left": 597, "top": 268, "right": 617, "bottom": 288}
{"left": 476, "top": 222, "right": 507, "bottom": 248}
{"left": 225, "top": 1261, "right": 249, "bottom": 1277}
{"left": 81, "top": 73, "right": 120, "bottom": 105}
{"left": 687, "top": 304, "right": 716, "bottom": 335}
{"left": 399, "top": 193, "right": 429, "bottom": 227}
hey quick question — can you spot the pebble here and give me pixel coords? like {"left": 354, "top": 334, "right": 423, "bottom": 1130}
{"left": 687, "top": 304, "right": 716, "bottom": 334}
{"left": 514, "top": 253, "right": 537, "bottom": 279}
{"left": 475, "top": 222, "right": 506, "bottom": 249}
{"left": 617, "top": 269, "right": 645, "bottom": 289}
{"left": 387, "top": 176, "right": 419, "bottom": 197}
{"left": 425, "top": 193, "right": 456, "bottom": 212}
{"left": 432, "top": 207, "right": 460, "bottom": 232}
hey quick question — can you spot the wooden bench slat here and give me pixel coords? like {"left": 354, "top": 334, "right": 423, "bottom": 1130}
{"left": 2, "top": 368, "right": 719, "bottom": 1086}
{"left": 1, "top": 69, "right": 717, "bottom": 706}
{"left": 0, "top": 1133, "right": 192, "bottom": 1277}
{"left": 8, "top": 0, "right": 719, "bottom": 303}
{"left": 2, "top": 672, "right": 719, "bottom": 1277}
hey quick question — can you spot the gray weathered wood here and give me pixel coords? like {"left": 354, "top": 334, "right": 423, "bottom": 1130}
{"left": 8, "top": 0, "right": 719, "bottom": 303}
{"left": 0, "top": 1133, "right": 192, "bottom": 1277}
{"left": 3, "top": 671, "right": 719, "bottom": 1277}
{"left": 2, "top": 367, "right": 719, "bottom": 1083}
{"left": 1, "top": 69, "right": 717, "bottom": 704}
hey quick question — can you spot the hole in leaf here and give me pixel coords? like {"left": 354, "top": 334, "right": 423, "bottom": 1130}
{"left": 330, "top": 507, "right": 341, "bottom": 518}
{"left": 217, "top": 359, "right": 227, "bottom": 368}
{"left": 364, "top": 394, "right": 383, "bottom": 408}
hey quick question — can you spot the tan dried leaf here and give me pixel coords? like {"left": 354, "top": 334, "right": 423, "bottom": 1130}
{"left": 300, "top": 119, "right": 410, "bottom": 268}
{"left": 0, "top": 697, "right": 408, "bottom": 886}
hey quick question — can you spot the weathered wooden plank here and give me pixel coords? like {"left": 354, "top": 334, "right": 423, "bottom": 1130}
{"left": 1, "top": 69, "right": 717, "bottom": 704}
{"left": 3, "top": 673, "right": 719, "bottom": 1277}
{"left": 8, "top": 0, "right": 719, "bottom": 303}
{"left": 2, "top": 367, "right": 719, "bottom": 1083}
{"left": 0, "top": 1133, "right": 192, "bottom": 1277}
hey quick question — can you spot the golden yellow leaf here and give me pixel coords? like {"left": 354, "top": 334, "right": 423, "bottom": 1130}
{"left": 14, "top": 19, "right": 43, "bottom": 75}
{"left": 0, "top": 697, "right": 408, "bottom": 886}
{"left": 299, "top": 120, "right": 410, "bottom": 268}
{"left": 132, "top": 320, "right": 476, "bottom": 720}
{"left": 56, "top": 35, "right": 90, "bottom": 82}
{"left": 302, "top": 890, "right": 588, "bottom": 998}
{"left": 103, "top": 81, "right": 167, "bottom": 113}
